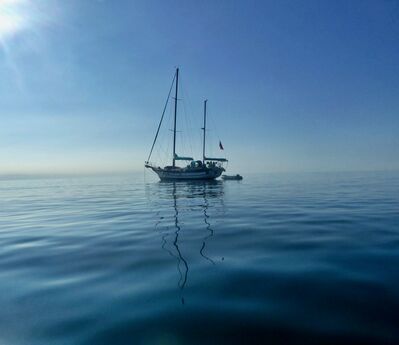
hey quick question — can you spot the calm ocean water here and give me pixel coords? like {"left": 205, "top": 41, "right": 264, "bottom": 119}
{"left": 1, "top": 172, "right": 399, "bottom": 344}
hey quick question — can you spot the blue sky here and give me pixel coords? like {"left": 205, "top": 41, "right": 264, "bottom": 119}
{"left": 0, "top": 0, "right": 398, "bottom": 174}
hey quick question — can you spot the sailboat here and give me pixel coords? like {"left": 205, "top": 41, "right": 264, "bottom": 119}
{"left": 145, "top": 68, "right": 228, "bottom": 180}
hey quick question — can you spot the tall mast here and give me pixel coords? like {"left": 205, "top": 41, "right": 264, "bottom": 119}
{"left": 202, "top": 99, "right": 207, "bottom": 164}
{"left": 172, "top": 68, "right": 179, "bottom": 167}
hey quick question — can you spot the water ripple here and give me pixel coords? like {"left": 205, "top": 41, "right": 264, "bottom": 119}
{"left": 0, "top": 172, "right": 399, "bottom": 344}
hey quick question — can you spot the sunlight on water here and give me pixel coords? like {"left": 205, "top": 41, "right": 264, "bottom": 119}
{"left": 0, "top": 172, "right": 399, "bottom": 344}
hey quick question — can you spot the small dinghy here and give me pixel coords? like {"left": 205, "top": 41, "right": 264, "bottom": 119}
{"left": 222, "top": 174, "right": 243, "bottom": 181}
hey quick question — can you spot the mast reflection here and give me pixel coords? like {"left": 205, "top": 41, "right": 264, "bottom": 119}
{"left": 172, "top": 182, "right": 189, "bottom": 289}
{"left": 200, "top": 191, "right": 215, "bottom": 265}
{"left": 151, "top": 180, "right": 224, "bottom": 297}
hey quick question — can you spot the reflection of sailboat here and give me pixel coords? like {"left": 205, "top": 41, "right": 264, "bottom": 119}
{"left": 145, "top": 68, "right": 228, "bottom": 180}
{"left": 200, "top": 190, "right": 215, "bottom": 265}
{"left": 172, "top": 183, "right": 189, "bottom": 289}
{"left": 149, "top": 180, "right": 224, "bottom": 294}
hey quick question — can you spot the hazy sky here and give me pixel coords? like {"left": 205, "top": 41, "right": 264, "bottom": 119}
{"left": 1, "top": 0, "right": 398, "bottom": 174}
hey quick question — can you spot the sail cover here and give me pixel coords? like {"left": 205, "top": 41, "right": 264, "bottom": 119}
{"left": 205, "top": 157, "right": 228, "bottom": 162}
{"left": 174, "top": 154, "right": 194, "bottom": 161}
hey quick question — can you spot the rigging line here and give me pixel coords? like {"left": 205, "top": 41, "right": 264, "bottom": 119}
{"left": 180, "top": 77, "right": 195, "bottom": 158}
{"left": 208, "top": 110, "right": 218, "bottom": 140}
{"left": 164, "top": 101, "right": 174, "bottom": 161}
{"left": 191, "top": 104, "right": 202, "bottom": 158}
{"left": 209, "top": 112, "right": 227, "bottom": 157}
{"left": 176, "top": 78, "right": 186, "bottom": 157}
{"left": 155, "top": 100, "right": 173, "bottom": 165}
{"left": 146, "top": 72, "right": 176, "bottom": 163}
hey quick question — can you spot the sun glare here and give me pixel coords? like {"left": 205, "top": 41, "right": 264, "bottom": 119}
{"left": 0, "top": 0, "right": 30, "bottom": 40}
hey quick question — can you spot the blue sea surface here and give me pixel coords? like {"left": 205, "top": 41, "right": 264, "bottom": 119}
{"left": 1, "top": 172, "right": 399, "bottom": 344}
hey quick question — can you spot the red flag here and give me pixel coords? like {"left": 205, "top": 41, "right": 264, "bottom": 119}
{"left": 219, "top": 141, "right": 224, "bottom": 150}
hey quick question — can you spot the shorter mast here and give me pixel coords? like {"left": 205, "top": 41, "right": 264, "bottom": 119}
{"left": 202, "top": 99, "right": 207, "bottom": 164}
